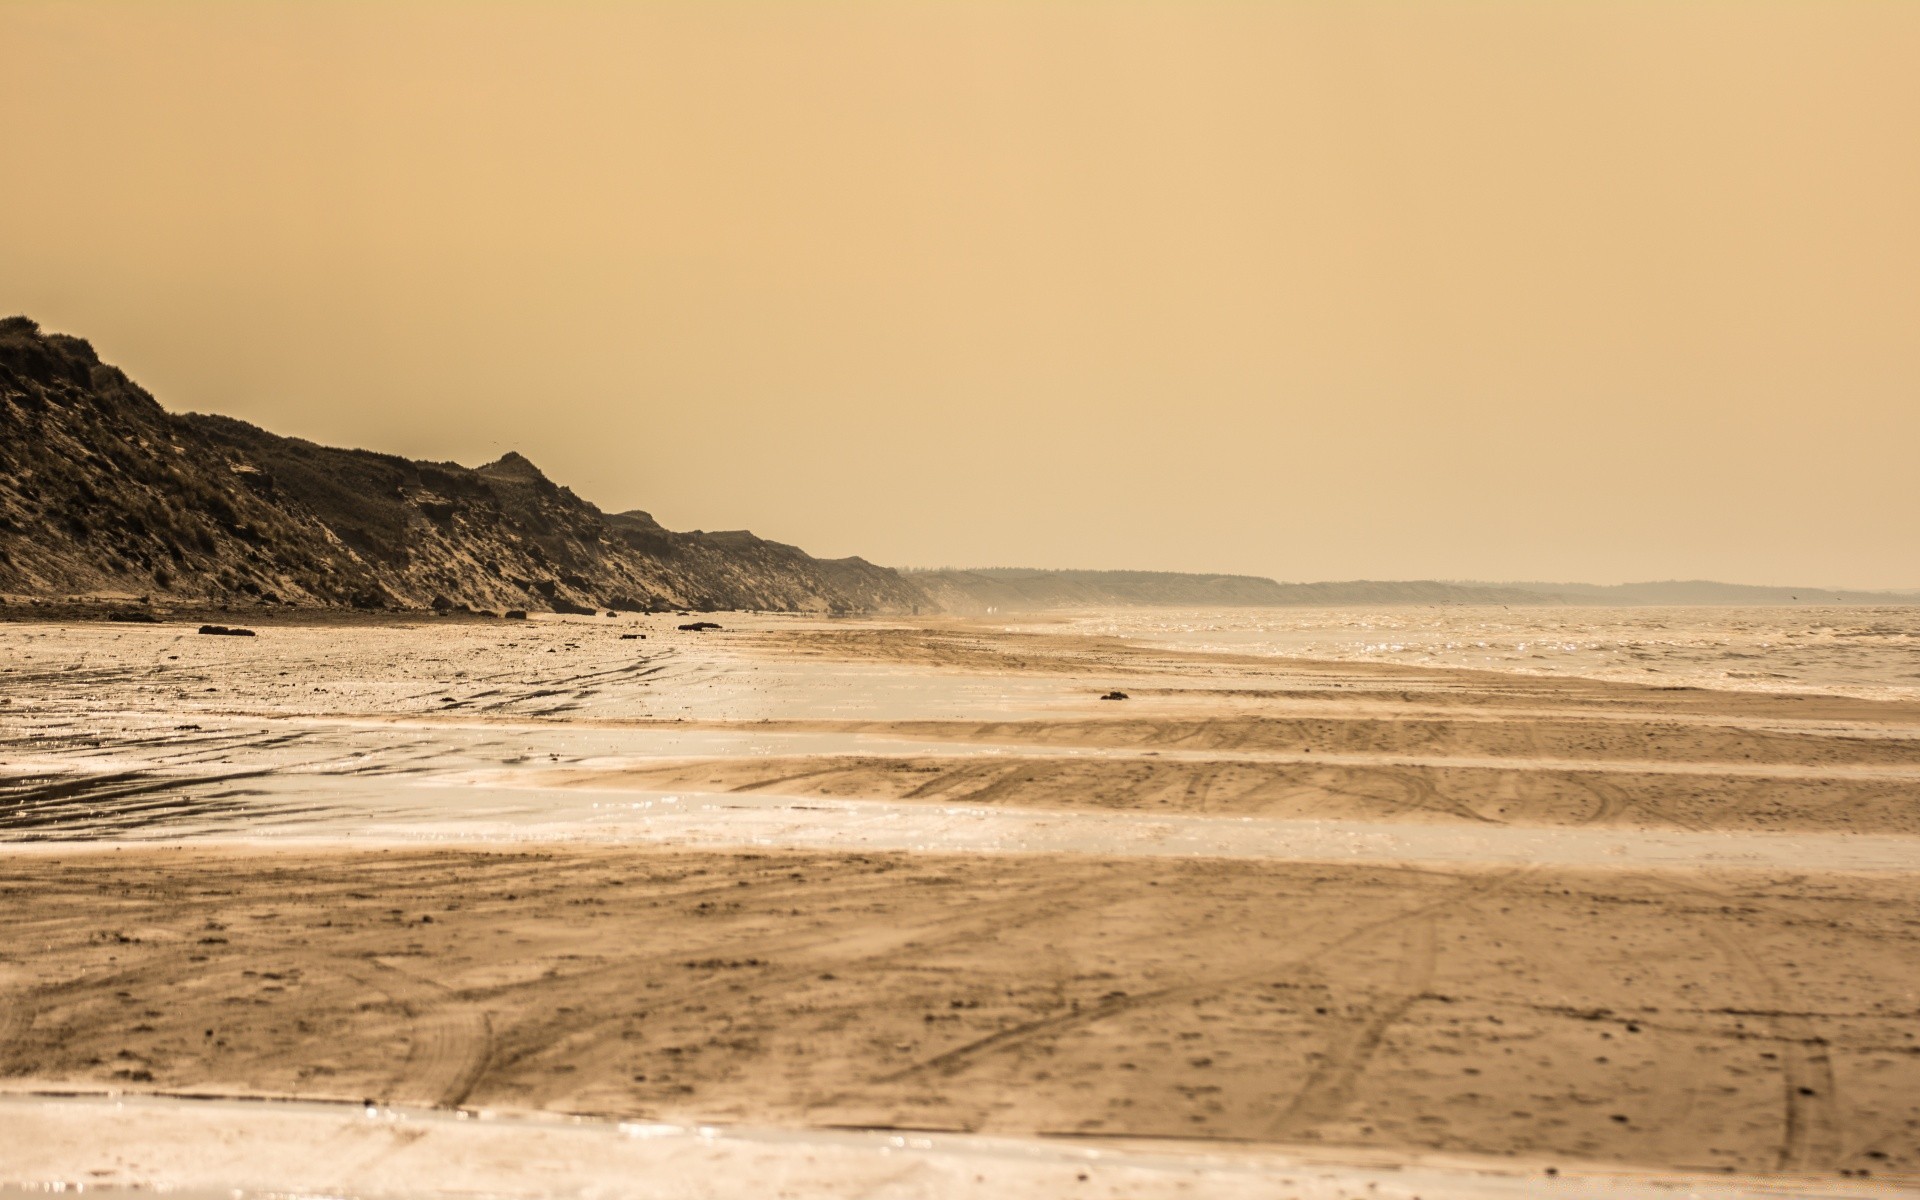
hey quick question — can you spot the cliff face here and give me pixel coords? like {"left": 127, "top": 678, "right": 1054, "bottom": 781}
{"left": 0, "top": 317, "right": 923, "bottom": 614}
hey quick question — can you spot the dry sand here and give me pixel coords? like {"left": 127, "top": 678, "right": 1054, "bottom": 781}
{"left": 2, "top": 612, "right": 1918, "bottom": 1194}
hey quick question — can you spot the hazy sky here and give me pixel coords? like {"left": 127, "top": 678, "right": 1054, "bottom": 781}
{"left": 4, "top": 3, "right": 1916, "bottom": 588}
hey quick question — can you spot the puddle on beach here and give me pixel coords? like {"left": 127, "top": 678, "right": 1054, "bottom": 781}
{"left": 7, "top": 765, "right": 1916, "bottom": 874}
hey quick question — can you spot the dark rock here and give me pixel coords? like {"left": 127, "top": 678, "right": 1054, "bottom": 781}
{"left": 1100, "top": 690, "right": 1129, "bottom": 701}
{"left": 677, "top": 621, "right": 722, "bottom": 631}
{"left": 197, "top": 624, "right": 256, "bottom": 637}
{"left": 107, "top": 611, "right": 162, "bottom": 623}
{"left": 502, "top": 609, "right": 528, "bottom": 620}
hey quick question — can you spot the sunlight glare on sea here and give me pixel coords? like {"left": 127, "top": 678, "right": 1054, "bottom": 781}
{"left": 1032, "top": 606, "right": 1920, "bottom": 700}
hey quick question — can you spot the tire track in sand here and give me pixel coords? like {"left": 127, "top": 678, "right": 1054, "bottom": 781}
{"left": 1662, "top": 881, "right": 1843, "bottom": 1173}
{"left": 1258, "top": 773, "right": 1609, "bottom": 1152}
{"left": 1591, "top": 785, "right": 1840, "bottom": 1170}
{"left": 1264, "top": 911, "right": 1442, "bottom": 1139}
{"left": 480, "top": 875, "right": 1138, "bottom": 1086}
{"left": 0, "top": 991, "right": 34, "bottom": 1065}
{"left": 335, "top": 959, "right": 492, "bottom": 1109}
{"left": 886, "top": 871, "right": 1521, "bottom": 1087}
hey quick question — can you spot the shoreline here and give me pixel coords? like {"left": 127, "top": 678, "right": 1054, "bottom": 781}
{"left": 7, "top": 599, "right": 1920, "bottom": 703}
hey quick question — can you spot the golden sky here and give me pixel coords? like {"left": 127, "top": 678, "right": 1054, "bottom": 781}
{"left": 4, "top": 2, "right": 1916, "bottom": 587}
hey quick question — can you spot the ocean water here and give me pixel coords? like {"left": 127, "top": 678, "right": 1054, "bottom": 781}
{"left": 1030, "top": 606, "right": 1920, "bottom": 700}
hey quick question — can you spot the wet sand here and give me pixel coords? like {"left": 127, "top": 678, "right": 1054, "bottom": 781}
{"left": 2, "top": 612, "right": 1918, "bottom": 1193}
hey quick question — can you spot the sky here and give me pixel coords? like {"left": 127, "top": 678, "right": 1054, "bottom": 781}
{"left": 3, "top": 2, "right": 1916, "bottom": 589}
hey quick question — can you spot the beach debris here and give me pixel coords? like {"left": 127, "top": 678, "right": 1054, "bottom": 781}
{"left": 1100, "top": 690, "right": 1129, "bottom": 700}
{"left": 678, "top": 621, "right": 722, "bottom": 631}
{"left": 197, "top": 624, "right": 256, "bottom": 637}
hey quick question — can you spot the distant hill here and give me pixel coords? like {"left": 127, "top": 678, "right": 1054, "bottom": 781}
{"left": 0, "top": 316, "right": 924, "bottom": 614}
{"left": 905, "top": 568, "right": 1556, "bottom": 613}
{"left": 907, "top": 568, "right": 1920, "bottom": 612}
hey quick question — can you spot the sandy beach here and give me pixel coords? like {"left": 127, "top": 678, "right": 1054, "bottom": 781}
{"left": 3, "top": 611, "right": 1918, "bottom": 1195}
{"left": 10, "top": 3, "right": 1918, "bottom": 1193}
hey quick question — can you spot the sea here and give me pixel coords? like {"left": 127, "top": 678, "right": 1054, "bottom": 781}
{"left": 1020, "top": 605, "right": 1920, "bottom": 701}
